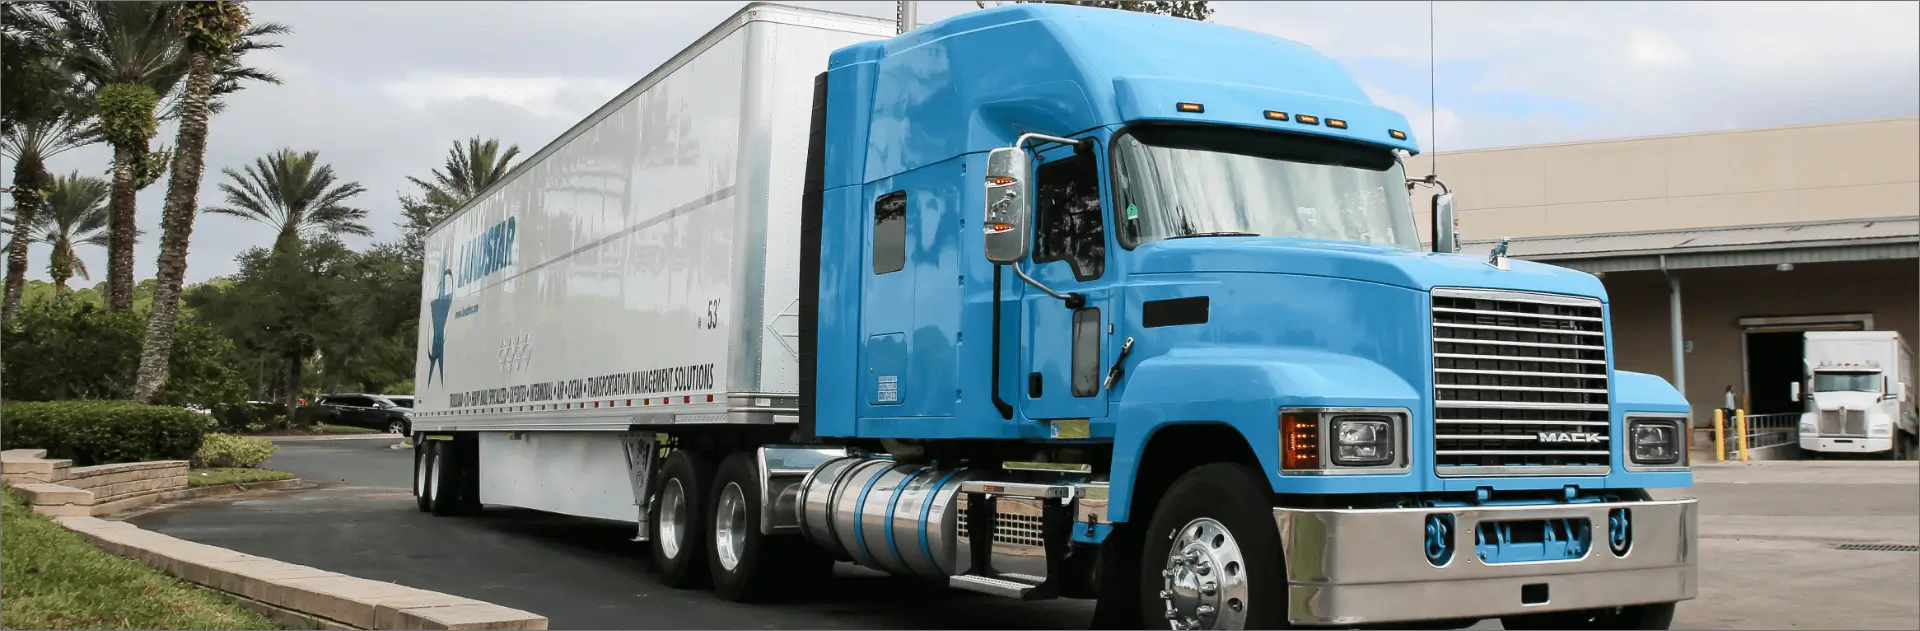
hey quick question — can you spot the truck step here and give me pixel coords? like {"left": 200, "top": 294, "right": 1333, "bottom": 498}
{"left": 950, "top": 574, "right": 1043, "bottom": 599}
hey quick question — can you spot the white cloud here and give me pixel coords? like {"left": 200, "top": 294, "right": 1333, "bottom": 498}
{"left": 5, "top": 0, "right": 1914, "bottom": 285}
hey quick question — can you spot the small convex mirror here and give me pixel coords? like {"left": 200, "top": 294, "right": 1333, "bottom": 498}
{"left": 983, "top": 146, "right": 1032, "bottom": 264}
{"left": 1432, "top": 193, "right": 1458, "bottom": 254}
{"left": 1790, "top": 381, "right": 1802, "bottom": 402}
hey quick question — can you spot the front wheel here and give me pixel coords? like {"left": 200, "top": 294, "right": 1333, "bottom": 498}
{"left": 1136, "top": 463, "right": 1287, "bottom": 630}
{"left": 1501, "top": 602, "right": 1676, "bottom": 630}
{"left": 389, "top": 419, "right": 410, "bottom": 436}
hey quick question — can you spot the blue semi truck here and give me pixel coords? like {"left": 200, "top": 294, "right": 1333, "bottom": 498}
{"left": 410, "top": 4, "right": 1698, "bottom": 628}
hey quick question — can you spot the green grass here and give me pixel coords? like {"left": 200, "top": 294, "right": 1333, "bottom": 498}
{"left": 0, "top": 489, "right": 278, "bottom": 630}
{"left": 187, "top": 468, "right": 295, "bottom": 488}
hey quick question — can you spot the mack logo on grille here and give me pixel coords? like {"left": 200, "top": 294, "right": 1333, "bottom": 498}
{"left": 1536, "top": 431, "right": 1605, "bottom": 444}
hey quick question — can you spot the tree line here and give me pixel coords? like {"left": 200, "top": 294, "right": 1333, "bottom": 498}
{"left": 2, "top": 1, "right": 518, "bottom": 418}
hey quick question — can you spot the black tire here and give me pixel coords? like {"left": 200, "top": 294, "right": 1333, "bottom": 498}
{"left": 1136, "top": 463, "right": 1287, "bottom": 630}
{"left": 428, "top": 439, "right": 462, "bottom": 516}
{"left": 1501, "top": 602, "right": 1676, "bottom": 630}
{"left": 651, "top": 449, "right": 716, "bottom": 589}
{"left": 706, "top": 452, "right": 836, "bottom": 602}
{"left": 413, "top": 439, "right": 433, "bottom": 513}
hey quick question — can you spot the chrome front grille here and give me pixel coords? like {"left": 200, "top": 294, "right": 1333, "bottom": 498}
{"left": 1431, "top": 288, "right": 1611, "bottom": 476}
{"left": 1818, "top": 408, "right": 1867, "bottom": 436}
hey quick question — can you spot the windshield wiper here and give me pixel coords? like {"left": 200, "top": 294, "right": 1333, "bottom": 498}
{"left": 1165, "top": 231, "right": 1260, "bottom": 240}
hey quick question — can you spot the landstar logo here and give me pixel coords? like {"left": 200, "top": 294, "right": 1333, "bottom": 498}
{"left": 427, "top": 216, "right": 518, "bottom": 386}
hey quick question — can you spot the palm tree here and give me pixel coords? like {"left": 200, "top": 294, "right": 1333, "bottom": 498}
{"left": 20, "top": 173, "right": 115, "bottom": 293}
{"left": 399, "top": 136, "right": 521, "bottom": 260}
{"left": 135, "top": 0, "right": 286, "bottom": 403}
{"left": 43, "top": 2, "right": 186, "bottom": 311}
{"left": 1, "top": 112, "right": 99, "bottom": 319}
{"left": 206, "top": 149, "right": 369, "bottom": 249}
{"left": 43, "top": 1, "right": 282, "bottom": 311}
{"left": 1, "top": 2, "right": 99, "bottom": 321}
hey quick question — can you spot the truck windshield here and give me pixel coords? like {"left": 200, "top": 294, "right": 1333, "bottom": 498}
{"left": 1813, "top": 371, "right": 1881, "bottom": 393}
{"left": 1112, "top": 125, "right": 1419, "bottom": 249}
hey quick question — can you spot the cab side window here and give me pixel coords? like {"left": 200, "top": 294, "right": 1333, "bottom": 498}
{"left": 874, "top": 190, "right": 907, "bottom": 275}
{"left": 1032, "top": 151, "right": 1105, "bottom": 280}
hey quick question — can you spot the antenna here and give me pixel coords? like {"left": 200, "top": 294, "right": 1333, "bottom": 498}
{"left": 1428, "top": 0, "right": 1437, "bottom": 177}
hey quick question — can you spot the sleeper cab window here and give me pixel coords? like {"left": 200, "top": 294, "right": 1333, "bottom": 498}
{"left": 874, "top": 190, "right": 906, "bottom": 275}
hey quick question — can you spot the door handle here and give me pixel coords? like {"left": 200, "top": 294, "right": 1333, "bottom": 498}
{"left": 1103, "top": 337, "right": 1134, "bottom": 391}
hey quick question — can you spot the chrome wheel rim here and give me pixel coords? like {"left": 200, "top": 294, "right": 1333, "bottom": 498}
{"left": 1160, "top": 517, "right": 1250, "bottom": 630}
{"left": 389, "top": 420, "right": 405, "bottom": 435}
{"left": 428, "top": 448, "right": 444, "bottom": 502}
{"left": 715, "top": 482, "right": 747, "bottom": 571}
{"left": 414, "top": 451, "right": 427, "bottom": 497}
{"left": 660, "top": 478, "right": 688, "bottom": 559}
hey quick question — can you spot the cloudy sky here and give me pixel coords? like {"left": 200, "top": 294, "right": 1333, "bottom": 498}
{"left": 11, "top": 0, "right": 1917, "bottom": 285}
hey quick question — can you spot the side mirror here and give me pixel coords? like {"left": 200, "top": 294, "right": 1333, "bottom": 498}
{"left": 983, "top": 146, "right": 1032, "bottom": 264}
{"left": 1901, "top": 383, "right": 1909, "bottom": 403}
{"left": 1789, "top": 381, "right": 1801, "bottom": 402}
{"left": 1431, "top": 193, "right": 1458, "bottom": 254}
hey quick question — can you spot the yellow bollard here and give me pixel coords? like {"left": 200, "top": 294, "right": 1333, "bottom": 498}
{"left": 1736, "top": 409, "right": 1750, "bottom": 462}
{"left": 1713, "top": 409, "right": 1726, "bottom": 461}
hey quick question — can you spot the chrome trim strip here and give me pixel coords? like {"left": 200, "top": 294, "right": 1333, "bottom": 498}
{"left": 1437, "top": 449, "right": 1610, "bottom": 456}
{"left": 1431, "top": 287, "right": 1605, "bottom": 308}
{"left": 1434, "top": 338, "right": 1604, "bottom": 351}
{"left": 1437, "top": 419, "right": 1610, "bottom": 427}
{"left": 1434, "top": 322, "right": 1605, "bottom": 337}
{"left": 1436, "top": 352, "right": 1606, "bottom": 365}
{"left": 1437, "top": 464, "right": 1611, "bottom": 477}
{"left": 1437, "top": 401, "right": 1609, "bottom": 412}
{"left": 1434, "top": 434, "right": 1610, "bottom": 442}
{"left": 1436, "top": 383, "right": 1609, "bottom": 395}
{"left": 1431, "top": 306, "right": 1604, "bottom": 323}
{"left": 1436, "top": 368, "right": 1607, "bottom": 380}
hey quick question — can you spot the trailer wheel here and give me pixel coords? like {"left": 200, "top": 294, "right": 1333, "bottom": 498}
{"left": 706, "top": 452, "right": 834, "bottom": 602}
{"left": 1136, "top": 463, "right": 1286, "bottom": 630}
{"left": 1500, "top": 602, "right": 1676, "bottom": 630}
{"left": 428, "top": 439, "right": 465, "bottom": 516}
{"left": 651, "top": 449, "right": 715, "bottom": 589}
{"left": 413, "top": 439, "right": 433, "bottom": 512}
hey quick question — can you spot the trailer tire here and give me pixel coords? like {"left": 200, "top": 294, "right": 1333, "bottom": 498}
{"left": 651, "top": 449, "right": 715, "bottom": 589}
{"left": 1500, "top": 602, "right": 1675, "bottom": 630}
{"left": 428, "top": 439, "right": 466, "bottom": 517}
{"left": 413, "top": 439, "right": 433, "bottom": 513}
{"left": 1136, "top": 462, "right": 1286, "bottom": 630}
{"left": 706, "top": 452, "right": 835, "bottom": 602}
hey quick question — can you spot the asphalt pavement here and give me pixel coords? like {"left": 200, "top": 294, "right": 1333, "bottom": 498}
{"left": 126, "top": 439, "right": 1919, "bottom": 630}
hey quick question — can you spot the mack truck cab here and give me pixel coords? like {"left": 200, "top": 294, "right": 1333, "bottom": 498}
{"left": 408, "top": 4, "right": 1698, "bottom": 629}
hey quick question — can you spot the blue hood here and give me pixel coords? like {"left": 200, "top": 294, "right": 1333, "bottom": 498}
{"left": 1128, "top": 237, "right": 1610, "bottom": 300}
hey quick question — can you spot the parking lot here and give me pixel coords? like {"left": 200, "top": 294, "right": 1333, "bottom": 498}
{"left": 125, "top": 439, "right": 1919, "bottom": 630}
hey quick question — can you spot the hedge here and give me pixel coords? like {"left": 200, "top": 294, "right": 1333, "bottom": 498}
{"left": 0, "top": 401, "right": 212, "bottom": 467}
{"left": 192, "top": 433, "right": 278, "bottom": 469}
{"left": 211, "top": 401, "right": 289, "bottom": 433}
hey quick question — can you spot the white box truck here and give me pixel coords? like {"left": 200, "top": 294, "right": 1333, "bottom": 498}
{"left": 1794, "top": 331, "right": 1917, "bottom": 459}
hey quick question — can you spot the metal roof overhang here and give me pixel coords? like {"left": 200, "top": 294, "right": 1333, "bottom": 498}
{"left": 1459, "top": 217, "right": 1919, "bottom": 274}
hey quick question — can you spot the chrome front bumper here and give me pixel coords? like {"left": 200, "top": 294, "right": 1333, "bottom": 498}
{"left": 1272, "top": 498, "right": 1698, "bottom": 626}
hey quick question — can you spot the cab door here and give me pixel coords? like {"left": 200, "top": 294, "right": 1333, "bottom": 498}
{"left": 1018, "top": 139, "right": 1116, "bottom": 422}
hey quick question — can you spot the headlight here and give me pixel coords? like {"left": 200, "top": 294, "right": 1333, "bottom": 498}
{"left": 1280, "top": 409, "right": 1407, "bottom": 474}
{"left": 1800, "top": 422, "right": 1816, "bottom": 435}
{"left": 1627, "top": 418, "right": 1686, "bottom": 467}
{"left": 1332, "top": 418, "right": 1394, "bottom": 466}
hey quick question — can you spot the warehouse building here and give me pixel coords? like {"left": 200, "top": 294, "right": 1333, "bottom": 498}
{"left": 1406, "top": 117, "right": 1919, "bottom": 428}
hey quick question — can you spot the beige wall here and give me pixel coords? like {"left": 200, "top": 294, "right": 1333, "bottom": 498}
{"left": 1406, "top": 117, "right": 1920, "bottom": 242}
{"left": 1602, "top": 260, "right": 1919, "bottom": 422}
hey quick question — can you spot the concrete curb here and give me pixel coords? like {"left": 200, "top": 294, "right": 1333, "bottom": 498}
{"left": 55, "top": 516, "right": 547, "bottom": 630}
{"left": 264, "top": 434, "right": 404, "bottom": 442}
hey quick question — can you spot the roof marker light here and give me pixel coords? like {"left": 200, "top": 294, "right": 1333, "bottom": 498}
{"left": 1177, "top": 102, "right": 1205, "bottom": 113}
{"left": 1390, "top": 129, "right": 1408, "bottom": 140}
{"left": 1296, "top": 114, "right": 1320, "bottom": 125}
{"left": 1326, "top": 118, "right": 1348, "bottom": 129}
{"left": 1264, "top": 110, "right": 1289, "bottom": 121}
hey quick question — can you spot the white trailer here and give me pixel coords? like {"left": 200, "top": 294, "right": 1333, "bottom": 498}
{"left": 409, "top": 6, "right": 896, "bottom": 522}
{"left": 1794, "top": 331, "right": 1917, "bottom": 459}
